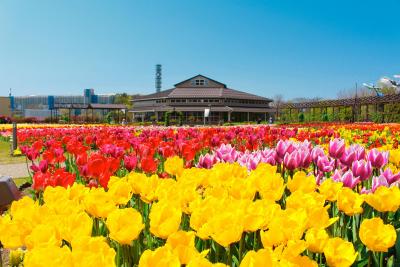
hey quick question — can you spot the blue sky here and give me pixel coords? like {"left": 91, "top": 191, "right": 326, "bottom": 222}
{"left": 0, "top": 0, "right": 399, "bottom": 100}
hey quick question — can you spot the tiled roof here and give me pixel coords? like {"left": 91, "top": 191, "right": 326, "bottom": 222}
{"left": 133, "top": 87, "right": 271, "bottom": 102}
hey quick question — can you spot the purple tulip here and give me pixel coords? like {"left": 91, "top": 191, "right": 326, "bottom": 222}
{"left": 351, "top": 160, "right": 372, "bottom": 181}
{"left": 124, "top": 154, "right": 138, "bottom": 172}
{"left": 367, "top": 149, "right": 389, "bottom": 169}
{"left": 283, "top": 150, "right": 301, "bottom": 171}
{"left": 317, "top": 155, "right": 335, "bottom": 173}
{"left": 329, "top": 138, "right": 346, "bottom": 159}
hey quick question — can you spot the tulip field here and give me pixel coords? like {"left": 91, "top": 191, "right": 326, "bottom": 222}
{"left": 1, "top": 123, "right": 400, "bottom": 266}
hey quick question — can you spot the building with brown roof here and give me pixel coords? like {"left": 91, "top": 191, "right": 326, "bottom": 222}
{"left": 130, "top": 75, "right": 274, "bottom": 124}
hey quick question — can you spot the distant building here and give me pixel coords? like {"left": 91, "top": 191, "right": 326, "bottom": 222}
{"left": 10, "top": 89, "right": 116, "bottom": 120}
{"left": 0, "top": 97, "right": 11, "bottom": 117}
{"left": 130, "top": 74, "right": 274, "bottom": 124}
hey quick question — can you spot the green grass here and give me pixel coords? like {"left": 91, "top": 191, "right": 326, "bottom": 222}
{"left": 13, "top": 177, "right": 29, "bottom": 187}
{"left": 0, "top": 140, "right": 26, "bottom": 164}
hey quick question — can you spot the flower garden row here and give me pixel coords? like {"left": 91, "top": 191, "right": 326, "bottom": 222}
{"left": 1, "top": 123, "right": 400, "bottom": 266}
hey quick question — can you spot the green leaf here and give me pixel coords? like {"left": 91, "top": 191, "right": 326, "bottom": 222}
{"left": 232, "top": 255, "right": 239, "bottom": 267}
{"left": 353, "top": 258, "right": 368, "bottom": 267}
{"left": 387, "top": 255, "right": 394, "bottom": 267}
{"left": 395, "top": 228, "right": 400, "bottom": 265}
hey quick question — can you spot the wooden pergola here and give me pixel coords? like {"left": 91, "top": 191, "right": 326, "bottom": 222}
{"left": 278, "top": 93, "right": 400, "bottom": 123}
{"left": 50, "top": 103, "right": 128, "bottom": 123}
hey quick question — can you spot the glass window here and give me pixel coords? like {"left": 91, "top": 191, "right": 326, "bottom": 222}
{"left": 195, "top": 79, "right": 205, "bottom": 86}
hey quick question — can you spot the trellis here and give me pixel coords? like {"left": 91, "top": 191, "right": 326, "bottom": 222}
{"left": 277, "top": 94, "right": 400, "bottom": 123}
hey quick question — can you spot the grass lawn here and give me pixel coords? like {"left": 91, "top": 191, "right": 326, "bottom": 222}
{"left": 13, "top": 177, "right": 29, "bottom": 187}
{"left": 0, "top": 140, "right": 26, "bottom": 164}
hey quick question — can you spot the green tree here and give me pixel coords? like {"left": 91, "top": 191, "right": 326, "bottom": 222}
{"left": 114, "top": 93, "right": 132, "bottom": 108}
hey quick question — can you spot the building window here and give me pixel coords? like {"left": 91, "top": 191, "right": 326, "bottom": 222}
{"left": 195, "top": 79, "right": 205, "bottom": 86}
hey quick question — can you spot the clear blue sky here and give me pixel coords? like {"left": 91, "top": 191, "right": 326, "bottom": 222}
{"left": 1, "top": 0, "right": 399, "bottom": 100}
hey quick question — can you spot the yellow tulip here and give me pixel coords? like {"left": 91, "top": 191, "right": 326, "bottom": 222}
{"left": 71, "top": 236, "right": 116, "bottom": 267}
{"left": 84, "top": 187, "right": 117, "bottom": 218}
{"left": 0, "top": 214, "right": 30, "bottom": 249}
{"left": 108, "top": 177, "right": 133, "bottom": 205}
{"left": 139, "top": 245, "right": 180, "bottom": 267}
{"left": 24, "top": 246, "right": 73, "bottom": 267}
{"left": 261, "top": 208, "right": 307, "bottom": 247}
{"left": 364, "top": 186, "right": 400, "bottom": 212}
{"left": 305, "top": 228, "right": 329, "bottom": 253}
{"left": 287, "top": 171, "right": 316, "bottom": 193}
{"left": 60, "top": 211, "right": 93, "bottom": 243}
{"left": 337, "top": 188, "right": 364, "bottom": 216}
{"left": 166, "top": 230, "right": 205, "bottom": 264}
{"left": 208, "top": 212, "right": 244, "bottom": 247}
{"left": 250, "top": 164, "right": 285, "bottom": 201}
{"left": 25, "top": 224, "right": 62, "bottom": 250}
{"left": 239, "top": 248, "right": 278, "bottom": 267}
{"left": 243, "top": 200, "right": 279, "bottom": 232}
{"left": 164, "top": 156, "right": 184, "bottom": 177}
{"left": 359, "top": 217, "right": 397, "bottom": 252}
{"left": 323, "top": 238, "right": 357, "bottom": 267}
{"left": 106, "top": 208, "right": 144, "bottom": 245}
{"left": 319, "top": 179, "right": 343, "bottom": 202}
{"left": 150, "top": 200, "right": 182, "bottom": 239}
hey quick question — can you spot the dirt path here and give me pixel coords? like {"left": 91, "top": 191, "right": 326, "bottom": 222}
{"left": 0, "top": 163, "right": 30, "bottom": 178}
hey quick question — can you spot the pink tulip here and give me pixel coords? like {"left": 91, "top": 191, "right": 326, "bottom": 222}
{"left": 283, "top": 150, "right": 301, "bottom": 171}
{"left": 298, "top": 148, "right": 312, "bottom": 169}
{"left": 317, "top": 155, "right": 335, "bottom": 173}
{"left": 340, "top": 148, "right": 356, "bottom": 168}
{"left": 380, "top": 169, "right": 400, "bottom": 185}
{"left": 367, "top": 149, "right": 389, "bottom": 169}
{"left": 30, "top": 160, "right": 49, "bottom": 173}
{"left": 332, "top": 169, "right": 360, "bottom": 189}
{"left": 329, "top": 138, "right": 345, "bottom": 159}
{"left": 276, "top": 140, "right": 289, "bottom": 160}
{"left": 311, "top": 146, "right": 325, "bottom": 164}
{"left": 260, "top": 149, "right": 277, "bottom": 165}
{"left": 246, "top": 155, "right": 261, "bottom": 170}
{"left": 351, "top": 160, "right": 372, "bottom": 181}
{"left": 124, "top": 155, "right": 138, "bottom": 172}
{"left": 215, "top": 144, "right": 238, "bottom": 163}
{"left": 341, "top": 170, "right": 361, "bottom": 188}
{"left": 197, "top": 153, "right": 218, "bottom": 169}
{"left": 350, "top": 144, "right": 366, "bottom": 160}
{"left": 371, "top": 175, "right": 389, "bottom": 192}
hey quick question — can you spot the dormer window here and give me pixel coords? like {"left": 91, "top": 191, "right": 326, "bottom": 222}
{"left": 195, "top": 79, "right": 206, "bottom": 86}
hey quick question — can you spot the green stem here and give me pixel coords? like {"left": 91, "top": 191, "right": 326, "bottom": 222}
{"left": 239, "top": 234, "right": 244, "bottom": 263}
{"left": 226, "top": 245, "right": 232, "bottom": 267}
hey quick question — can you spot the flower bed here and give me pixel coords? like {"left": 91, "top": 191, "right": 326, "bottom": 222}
{"left": 1, "top": 123, "right": 400, "bottom": 266}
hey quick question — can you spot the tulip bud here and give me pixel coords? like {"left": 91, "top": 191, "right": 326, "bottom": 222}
{"left": 329, "top": 138, "right": 345, "bottom": 159}
{"left": 351, "top": 160, "right": 372, "bottom": 181}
